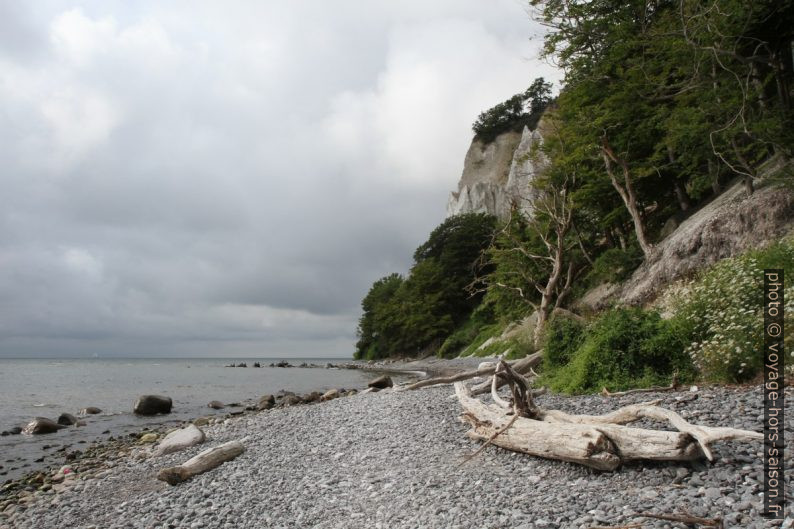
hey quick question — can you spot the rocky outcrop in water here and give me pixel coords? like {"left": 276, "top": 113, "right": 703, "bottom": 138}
{"left": 22, "top": 418, "right": 64, "bottom": 435}
{"left": 133, "top": 395, "right": 173, "bottom": 416}
{"left": 57, "top": 413, "right": 77, "bottom": 426}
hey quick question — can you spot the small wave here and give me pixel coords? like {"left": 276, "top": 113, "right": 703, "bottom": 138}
{"left": 32, "top": 403, "right": 56, "bottom": 408}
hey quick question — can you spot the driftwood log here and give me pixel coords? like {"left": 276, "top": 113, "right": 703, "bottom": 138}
{"left": 403, "top": 352, "right": 542, "bottom": 391}
{"left": 455, "top": 361, "right": 762, "bottom": 471}
{"left": 157, "top": 440, "right": 244, "bottom": 485}
{"left": 471, "top": 352, "right": 543, "bottom": 396}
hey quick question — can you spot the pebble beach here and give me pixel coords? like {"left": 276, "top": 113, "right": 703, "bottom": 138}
{"left": 1, "top": 370, "right": 791, "bottom": 529}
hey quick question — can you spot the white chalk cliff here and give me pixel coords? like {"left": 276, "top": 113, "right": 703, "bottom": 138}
{"left": 447, "top": 123, "right": 548, "bottom": 220}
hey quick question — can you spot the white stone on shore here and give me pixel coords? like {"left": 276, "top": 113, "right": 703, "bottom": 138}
{"left": 153, "top": 424, "right": 206, "bottom": 457}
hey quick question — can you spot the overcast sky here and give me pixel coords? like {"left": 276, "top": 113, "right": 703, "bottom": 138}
{"left": 0, "top": 0, "right": 560, "bottom": 358}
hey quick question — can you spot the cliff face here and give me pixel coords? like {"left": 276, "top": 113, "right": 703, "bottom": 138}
{"left": 446, "top": 123, "right": 548, "bottom": 220}
{"left": 618, "top": 181, "right": 794, "bottom": 306}
{"left": 576, "top": 180, "right": 794, "bottom": 311}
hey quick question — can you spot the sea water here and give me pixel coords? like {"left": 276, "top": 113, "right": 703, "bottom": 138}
{"left": 0, "top": 357, "right": 376, "bottom": 482}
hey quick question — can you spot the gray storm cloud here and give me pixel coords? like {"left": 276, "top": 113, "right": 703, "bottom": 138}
{"left": 0, "top": 0, "right": 560, "bottom": 357}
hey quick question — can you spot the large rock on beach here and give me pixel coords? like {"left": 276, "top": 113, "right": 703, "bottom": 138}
{"left": 368, "top": 375, "right": 393, "bottom": 390}
{"left": 281, "top": 395, "right": 303, "bottom": 407}
{"left": 22, "top": 418, "right": 64, "bottom": 435}
{"left": 79, "top": 407, "right": 102, "bottom": 415}
{"left": 57, "top": 413, "right": 77, "bottom": 426}
{"left": 133, "top": 395, "right": 173, "bottom": 416}
{"left": 154, "top": 424, "right": 206, "bottom": 457}
{"left": 302, "top": 391, "right": 322, "bottom": 403}
{"left": 257, "top": 395, "right": 275, "bottom": 410}
{"left": 207, "top": 400, "right": 225, "bottom": 410}
{"left": 321, "top": 389, "right": 340, "bottom": 401}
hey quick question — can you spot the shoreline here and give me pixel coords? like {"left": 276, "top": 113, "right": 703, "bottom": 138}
{"left": 2, "top": 361, "right": 789, "bottom": 528}
{"left": 0, "top": 357, "right": 472, "bottom": 499}
{"left": 0, "top": 359, "right": 412, "bottom": 484}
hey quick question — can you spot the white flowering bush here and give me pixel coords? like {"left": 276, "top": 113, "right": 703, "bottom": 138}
{"left": 663, "top": 239, "right": 794, "bottom": 382}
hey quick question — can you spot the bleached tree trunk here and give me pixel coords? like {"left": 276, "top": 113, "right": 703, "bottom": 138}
{"left": 601, "top": 135, "right": 654, "bottom": 259}
{"left": 455, "top": 362, "right": 762, "bottom": 470}
{"left": 403, "top": 353, "right": 541, "bottom": 391}
{"left": 157, "top": 441, "right": 245, "bottom": 485}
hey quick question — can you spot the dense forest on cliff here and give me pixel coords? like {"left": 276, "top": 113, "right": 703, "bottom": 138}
{"left": 355, "top": 0, "right": 794, "bottom": 389}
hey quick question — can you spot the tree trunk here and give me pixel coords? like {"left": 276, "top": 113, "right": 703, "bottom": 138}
{"left": 707, "top": 158, "right": 722, "bottom": 195}
{"left": 667, "top": 145, "right": 691, "bottom": 212}
{"left": 615, "top": 225, "right": 628, "bottom": 250}
{"left": 604, "top": 225, "right": 616, "bottom": 248}
{"left": 157, "top": 441, "right": 245, "bottom": 485}
{"left": 601, "top": 137, "right": 654, "bottom": 259}
{"left": 403, "top": 353, "right": 542, "bottom": 391}
{"left": 773, "top": 39, "right": 792, "bottom": 112}
{"left": 455, "top": 381, "right": 762, "bottom": 471}
{"left": 744, "top": 175, "right": 754, "bottom": 195}
{"left": 672, "top": 180, "right": 691, "bottom": 212}
{"left": 730, "top": 138, "right": 756, "bottom": 196}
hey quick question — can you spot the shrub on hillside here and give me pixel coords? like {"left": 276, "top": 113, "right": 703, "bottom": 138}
{"left": 586, "top": 246, "right": 644, "bottom": 286}
{"left": 542, "top": 314, "right": 586, "bottom": 369}
{"left": 541, "top": 307, "right": 694, "bottom": 394}
{"left": 663, "top": 239, "right": 794, "bottom": 382}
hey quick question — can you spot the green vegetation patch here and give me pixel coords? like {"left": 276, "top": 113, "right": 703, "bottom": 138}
{"left": 540, "top": 307, "right": 694, "bottom": 394}
{"left": 663, "top": 238, "right": 794, "bottom": 382}
{"left": 354, "top": 213, "right": 497, "bottom": 360}
{"left": 542, "top": 313, "right": 586, "bottom": 370}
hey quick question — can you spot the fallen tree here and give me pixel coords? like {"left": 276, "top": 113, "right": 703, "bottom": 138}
{"left": 157, "top": 440, "right": 244, "bottom": 485}
{"left": 455, "top": 360, "right": 762, "bottom": 471}
{"left": 402, "top": 352, "right": 542, "bottom": 391}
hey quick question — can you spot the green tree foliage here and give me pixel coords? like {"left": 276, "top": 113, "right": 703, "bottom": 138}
{"left": 354, "top": 0, "right": 793, "bottom": 379}
{"left": 354, "top": 213, "right": 497, "bottom": 359}
{"left": 354, "top": 273, "right": 404, "bottom": 360}
{"left": 472, "top": 77, "right": 553, "bottom": 142}
{"left": 529, "top": 0, "right": 793, "bottom": 253}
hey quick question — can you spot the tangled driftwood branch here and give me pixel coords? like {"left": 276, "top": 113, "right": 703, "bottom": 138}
{"left": 455, "top": 361, "right": 762, "bottom": 471}
{"left": 403, "top": 353, "right": 542, "bottom": 391}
